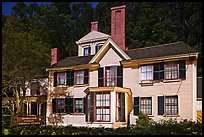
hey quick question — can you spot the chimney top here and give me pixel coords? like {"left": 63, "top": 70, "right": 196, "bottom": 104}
{"left": 111, "top": 5, "right": 126, "bottom": 10}
{"left": 91, "top": 21, "right": 98, "bottom": 31}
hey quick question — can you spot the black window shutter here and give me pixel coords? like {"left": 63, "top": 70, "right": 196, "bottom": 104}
{"left": 117, "top": 66, "right": 123, "bottom": 87}
{"left": 133, "top": 97, "right": 139, "bottom": 116}
{"left": 54, "top": 72, "right": 58, "bottom": 87}
{"left": 158, "top": 96, "right": 164, "bottom": 115}
{"left": 88, "top": 47, "right": 91, "bottom": 55}
{"left": 52, "top": 98, "right": 56, "bottom": 114}
{"left": 90, "top": 92, "right": 94, "bottom": 122}
{"left": 84, "top": 69, "right": 89, "bottom": 84}
{"left": 159, "top": 62, "right": 164, "bottom": 80}
{"left": 153, "top": 63, "right": 164, "bottom": 80}
{"left": 67, "top": 71, "right": 74, "bottom": 86}
{"left": 84, "top": 96, "right": 88, "bottom": 122}
{"left": 179, "top": 60, "right": 186, "bottom": 79}
{"left": 121, "top": 93, "right": 125, "bottom": 122}
{"left": 98, "top": 67, "right": 104, "bottom": 87}
{"left": 66, "top": 98, "right": 73, "bottom": 114}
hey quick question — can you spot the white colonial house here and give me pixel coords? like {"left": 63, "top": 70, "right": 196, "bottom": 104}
{"left": 46, "top": 5, "right": 199, "bottom": 128}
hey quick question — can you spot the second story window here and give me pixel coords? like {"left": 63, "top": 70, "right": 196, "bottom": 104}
{"left": 57, "top": 72, "right": 66, "bottom": 85}
{"left": 165, "top": 62, "right": 178, "bottom": 80}
{"left": 84, "top": 46, "right": 91, "bottom": 56}
{"left": 140, "top": 65, "right": 153, "bottom": 81}
{"left": 74, "top": 70, "right": 84, "bottom": 85}
{"left": 31, "top": 81, "right": 40, "bottom": 96}
{"left": 105, "top": 66, "right": 117, "bottom": 86}
{"left": 95, "top": 44, "right": 103, "bottom": 53}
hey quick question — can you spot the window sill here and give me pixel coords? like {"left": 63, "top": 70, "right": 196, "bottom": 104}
{"left": 163, "top": 114, "right": 180, "bottom": 117}
{"left": 163, "top": 79, "right": 181, "bottom": 83}
{"left": 139, "top": 81, "right": 153, "bottom": 86}
{"left": 72, "top": 113, "right": 85, "bottom": 115}
{"left": 73, "top": 84, "right": 89, "bottom": 87}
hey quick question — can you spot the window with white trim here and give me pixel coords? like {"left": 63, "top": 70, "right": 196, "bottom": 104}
{"left": 74, "top": 70, "right": 84, "bottom": 85}
{"left": 165, "top": 62, "right": 178, "bottom": 80}
{"left": 84, "top": 47, "right": 90, "bottom": 56}
{"left": 57, "top": 72, "right": 66, "bottom": 85}
{"left": 95, "top": 44, "right": 103, "bottom": 53}
{"left": 140, "top": 65, "right": 153, "bottom": 81}
{"left": 165, "top": 96, "right": 178, "bottom": 115}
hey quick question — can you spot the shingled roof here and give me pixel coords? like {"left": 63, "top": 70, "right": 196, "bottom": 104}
{"left": 51, "top": 41, "right": 197, "bottom": 69}
{"left": 51, "top": 55, "right": 94, "bottom": 68}
{"left": 126, "top": 41, "right": 197, "bottom": 60}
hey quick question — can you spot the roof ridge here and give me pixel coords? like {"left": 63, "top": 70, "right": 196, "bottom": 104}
{"left": 127, "top": 41, "right": 184, "bottom": 51}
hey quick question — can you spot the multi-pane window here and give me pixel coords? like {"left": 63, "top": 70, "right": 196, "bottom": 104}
{"left": 116, "top": 92, "right": 125, "bottom": 122}
{"left": 56, "top": 98, "right": 66, "bottom": 113}
{"left": 141, "top": 65, "right": 153, "bottom": 81}
{"left": 84, "top": 47, "right": 90, "bottom": 56}
{"left": 140, "top": 97, "right": 152, "bottom": 115}
{"left": 31, "top": 81, "right": 40, "bottom": 96}
{"left": 57, "top": 72, "right": 66, "bottom": 85}
{"left": 74, "top": 98, "right": 83, "bottom": 113}
{"left": 95, "top": 92, "right": 110, "bottom": 122}
{"left": 75, "top": 70, "right": 84, "bottom": 85}
{"left": 95, "top": 44, "right": 103, "bottom": 53}
{"left": 165, "top": 63, "right": 178, "bottom": 80}
{"left": 105, "top": 66, "right": 117, "bottom": 86}
{"left": 165, "top": 96, "right": 178, "bottom": 115}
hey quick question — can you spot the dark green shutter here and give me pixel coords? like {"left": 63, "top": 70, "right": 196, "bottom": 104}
{"left": 179, "top": 60, "right": 186, "bottom": 79}
{"left": 121, "top": 93, "right": 125, "bottom": 121}
{"left": 88, "top": 47, "right": 91, "bottom": 55}
{"left": 67, "top": 71, "right": 74, "bottom": 86}
{"left": 54, "top": 72, "right": 58, "bottom": 87}
{"left": 84, "top": 96, "right": 88, "bottom": 122}
{"left": 117, "top": 66, "right": 123, "bottom": 87}
{"left": 84, "top": 69, "right": 89, "bottom": 84}
{"left": 154, "top": 62, "right": 164, "bottom": 80}
{"left": 52, "top": 98, "right": 56, "bottom": 114}
{"left": 66, "top": 98, "right": 73, "bottom": 114}
{"left": 90, "top": 92, "right": 94, "bottom": 122}
{"left": 98, "top": 67, "right": 104, "bottom": 87}
{"left": 158, "top": 96, "right": 164, "bottom": 115}
{"left": 134, "top": 97, "right": 139, "bottom": 116}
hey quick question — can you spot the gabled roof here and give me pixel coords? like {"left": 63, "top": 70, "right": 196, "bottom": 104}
{"left": 76, "top": 30, "right": 110, "bottom": 44}
{"left": 126, "top": 41, "right": 197, "bottom": 60}
{"left": 89, "top": 38, "right": 131, "bottom": 63}
{"left": 51, "top": 55, "right": 94, "bottom": 68}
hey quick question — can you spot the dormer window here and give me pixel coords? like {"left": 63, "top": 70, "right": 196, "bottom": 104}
{"left": 95, "top": 44, "right": 103, "bottom": 53}
{"left": 84, "top": 46, "right": 91, "bottom": 56}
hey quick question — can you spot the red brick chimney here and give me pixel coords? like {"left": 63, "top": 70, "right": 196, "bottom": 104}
{"left": 111, "top": 5, "right": 126, "bottom": 50}
{"left": 51, "top": 48, "right": 59, "bottom": 65}
{"left": 91, "top": 21, "right": 98, "bottom": 31}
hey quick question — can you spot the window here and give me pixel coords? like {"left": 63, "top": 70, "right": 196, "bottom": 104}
{"left": 31, "top": 81, "right": 40, "bottom": 96}
{"left": 105, "top": 66, "right": 117, "bottom": 86}
{"left": 75, "top": 70, "right": 84, "bottom": 85}
{"left": 158, "top": 95, "right": 178, "bottom": 115}
{"left": 165, "top": 62, "right": 178, "bottom": 80}
{"left": 140, "top": 97, "right": 152, "bottom": 115}
{"left": 56, "top": 98, "right": 66, "bottom": 113}
{"left": 74, "top": 98, "right": 83, "bottom": 113}
{"left": 57, "top": 72, "right": 66, "bottom": 85}
{"left": 95, "top": 44, "right": 103, "bottom": 53}
{"left": 84, "top": 47, "right": 91, "bottom": 56}
{"left": 116, "top": 92, "right": 125, "bottom": 122}
{"left": 165, "top": 96, "right": 178, "bottom": 115}
{"left": 140, "top": 65, "right": 153, "bottom": 81}
{"left": 31, "top": 102, "right": 38, "bottom": 115}
{"left": 95, "top": 92, "right": 110, "bottom": 122}
{"left": 133, "top": 97, "right": 152, "bottom": 116}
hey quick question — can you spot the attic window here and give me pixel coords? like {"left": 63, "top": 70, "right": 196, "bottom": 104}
{"left": 84, "top": 46, "right": 91, "bottom": 56}
{"left": 95, "top": 44, "right": 103, "bottom": 53}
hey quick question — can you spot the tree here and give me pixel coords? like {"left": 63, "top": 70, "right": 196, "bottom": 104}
{"left": 2, "top": 15, "right": 50, "bottom": 127}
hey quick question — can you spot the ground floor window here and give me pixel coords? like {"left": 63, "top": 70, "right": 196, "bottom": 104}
{"left": 165, "top": 96, "right": 178, "bottom": 115}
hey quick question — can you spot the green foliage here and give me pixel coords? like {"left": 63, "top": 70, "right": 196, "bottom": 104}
{"left": 3, "top": 118, "right": 202, "bottom": 135}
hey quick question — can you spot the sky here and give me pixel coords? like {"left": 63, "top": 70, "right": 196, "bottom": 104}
{"left": 2, "top": 2, "right": 98, "bottom": 15}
